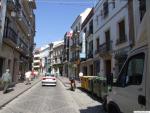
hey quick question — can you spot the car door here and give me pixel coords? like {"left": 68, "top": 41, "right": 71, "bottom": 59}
{"left": 114, "top": 52, "right": 146, "bottom": 113}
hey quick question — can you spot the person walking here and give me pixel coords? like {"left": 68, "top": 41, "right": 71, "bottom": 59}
{"left": 69, "top": 74, "right": 76, "bottom": 91}
{"left": 25, "top": 71, "right": 31, "bottom": 85}
{"left": 2, "top": 69, "right": 12, "bottom": 94}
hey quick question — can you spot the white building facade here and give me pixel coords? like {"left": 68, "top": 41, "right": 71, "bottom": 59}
{"left": 39, "top": 45, "right": 49, "bottom": 74}
{"left": 93, "top": 0, "right": 130, "bottom": 77}
{"left": 69, "top": 8, "right": 92, "bottom": 79}
{"left": 33, "top": 48, "right": 41, "bottom": 72}
{"left": 80, "top": 8, "right": 95, "bottom": 76}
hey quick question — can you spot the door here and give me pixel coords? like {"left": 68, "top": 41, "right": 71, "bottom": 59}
{"left": 114, "top": 52, "right": 146, "bottom": 112}
{"left": 105, "top": 60, "right": 111, "bottom": 76}
{"left": 90, "top": 64, "right": 93, "bottom": 76}
{"left": 0, "top": 58, "right": 4, "bottom": 77}
{"left": 105, "top": 30, "right": 110, "bottom": 50}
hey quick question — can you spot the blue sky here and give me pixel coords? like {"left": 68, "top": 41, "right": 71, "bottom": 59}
{"left": 34, "top": 0, "right": 96, "bottom": 48}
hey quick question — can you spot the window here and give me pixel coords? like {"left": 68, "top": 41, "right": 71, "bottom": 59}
{"left": 84, "top": 28, "right": 87, "bottom": 33}
{"left": 139, "top": 0, "right": 146, "bottom": 22}
{"left": 55, "top": 58, "right": 57, "bottom": 63}
{"left": 96, "top": 38, "right": 99, "bottom": 50}
{"left": 105, "top": 29, "right": 111, "bottom": 50}
{"left": 89, "top": 20, "right": 93, "bottom": 34}
{"left": 89, "top": 40, "right": 93, "bottom": 53}
{"left": 8, "top": 59, "right": 11, "bottom": 69}
{"left": 117, "top": 19, "right": 126, "bottom": 44}
{"left": 0, "top": 58, "right": 4, "bottom": 77}
{"left": 103, "top": 0, "right": 109, "bottom": 18}
{"left": 112, "top": 0, "right": 115, "bottom": 9}
{"left": 117, "top": 53, "right": 145, "bottom": 87}
{"left": 96, "top": 15, "right": 98, "bottom": 25}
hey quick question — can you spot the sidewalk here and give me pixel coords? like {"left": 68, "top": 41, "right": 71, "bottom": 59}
{"left": 0, "top": 77, "right": 41, "bottom": 109}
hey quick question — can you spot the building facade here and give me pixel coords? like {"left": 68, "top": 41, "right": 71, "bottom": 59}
{"left": 39, "top": 45, "right": 49, "bottom": 74}
{"left": 80, "top": 8, "right": 94, "bottom": 76}
{"left": 33, "top": 48, "right": 41, "bottom": 72}
{"left": 69, "top": 8, "right": 92, "bottom": 79}
{"left": 49, "top": 41, "right": 64, "bottom": 76}
{"left": 0, "top": 0, "right": 36, "bottom": 82}
{"left": 93, "top": 0, "right": 130, "bottom": 78}
{"left": 63, "top": 32, "right": 70, "bottom": 77}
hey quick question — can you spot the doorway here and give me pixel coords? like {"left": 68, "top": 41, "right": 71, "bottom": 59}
{"left": 105, "top": 60, "right": 111, "bottom": 76}
{"left": 0, "top": 58, "right": 4, "bottom": 77}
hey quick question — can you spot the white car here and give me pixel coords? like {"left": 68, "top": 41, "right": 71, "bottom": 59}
{"left": 41, "top": 73, "right": 57, "bottom": 86}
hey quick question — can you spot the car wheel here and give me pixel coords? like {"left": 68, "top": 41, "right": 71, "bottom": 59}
{"left": 108, "top": 103, "right": 120, "bottom": 113}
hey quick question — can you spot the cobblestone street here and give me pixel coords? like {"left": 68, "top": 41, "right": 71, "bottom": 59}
{"left": 0, "top": 78, "right": 105, "bottom": 113}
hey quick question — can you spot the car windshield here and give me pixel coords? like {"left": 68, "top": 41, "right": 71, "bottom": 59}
{"left": 45, "top": 73, "right": 54, "bottom": 77}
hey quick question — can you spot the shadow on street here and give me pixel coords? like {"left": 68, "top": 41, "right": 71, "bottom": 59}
{"left": 77, "top": 87, "right": 103, "bottom": 102}
{"left": 79, "top": 105, "right": 105, "bottom": 113}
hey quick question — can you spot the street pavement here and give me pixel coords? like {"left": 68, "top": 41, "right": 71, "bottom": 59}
{"left": 0, "top": 77, "right": 41, "bottom": 109}
{"left": 58, "top": 76, "right": 105, "bottom": 113}
{"left": 0, "top": 77, "right": 105, "bottom": 113}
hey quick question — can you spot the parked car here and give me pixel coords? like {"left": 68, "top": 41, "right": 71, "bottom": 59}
{"left": 105, "top": 8, "right": 150, "bottom": 113}
{"left": 41, "top": 73, "right": 57, "bottom": 86}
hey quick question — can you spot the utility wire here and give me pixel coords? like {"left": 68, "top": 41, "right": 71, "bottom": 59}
{"left": 35, "top": 0, "right": 94, "bottom": 5}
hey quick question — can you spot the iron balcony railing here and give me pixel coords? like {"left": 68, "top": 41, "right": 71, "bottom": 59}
{"left": 116, "top": 35, "right": 127, "bottom": 45}
{"left": 95, "top": 49, "right": 99, "bottom": 55}
{"left": 3, "top": 27, "right": 18, "bottom": 45}
{"left": 17, "top": 10, "right": 30, "bottom": 30}
{"left": 87, "top": 51, "right": 93, "bottom": 59}
{"left": 7, "top": 0, "right": 21, "bottom": 11}
{"left": 99, "top": 41, "right": 113, "bottom": 55}
{"left": 70, "top": 44, "right": 80, "bottom": 51}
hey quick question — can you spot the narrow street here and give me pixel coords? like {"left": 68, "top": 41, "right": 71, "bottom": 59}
{"left": 0, "top": 79, "right": 104, "bottom": 113}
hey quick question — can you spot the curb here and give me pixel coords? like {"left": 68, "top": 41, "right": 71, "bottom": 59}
{"left": 0, "top": 79, "right": 41, "bottom": 109}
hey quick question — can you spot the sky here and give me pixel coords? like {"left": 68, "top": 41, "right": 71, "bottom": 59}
{"left": 34, "top": 0, "right": 96, "bottom": 48}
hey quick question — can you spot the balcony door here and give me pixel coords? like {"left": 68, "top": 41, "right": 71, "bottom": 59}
{"left": 105, "top": 30, "right": 110, "bottom": 50}
{"left": 105, "top": 60, "right": 111, "bottom": 78}
{"left": 0, "top": 58, "right": 4, "bottom": 78}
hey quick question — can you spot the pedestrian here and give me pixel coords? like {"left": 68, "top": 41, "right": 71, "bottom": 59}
{"left": 25, "top": 71, "right": 31, "bottom": 85}
{"left": 69, "top": 74, "right": 76, "bottom": 91}
{"left": 2, "top": 69, "right": 12, "bottom": 94}
{"left": 31, "top": 70, "right": 35, "bottom": 80}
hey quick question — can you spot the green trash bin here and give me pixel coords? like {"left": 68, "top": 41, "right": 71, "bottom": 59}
{"left": 93, "top": 76, "right": 108, "bottom": 99}
{"left": 87, "top": 76, "right": 96, "bottom": 93}
{"left": 93, "top": 77, "right": 99, "bottom": 96}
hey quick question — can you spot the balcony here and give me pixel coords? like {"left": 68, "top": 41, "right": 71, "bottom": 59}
{"left": 28, "top": 0, "right": 36, "bottom": 9}
{"left": 17, "top": 10, "right": 30, "bottom": 35}
{"left": 7, "top": 0, "right": 21, "bottom": 11}
{"left": 3, "top": 27, "right": 18, "bottom": 47}
{"left": 70, "top": 44, "right": 80, "bottom": 51}
{"left": 70, "top": 56, "right": 79, "bottom": 62}
{"left": 116, "top": 35, "right": 127, "bottom": 45}
{"left": 15, "top": 38, "right": 29, "bottom": 57}
{"left": 103, "top": 1, "right": 109, "bottom": 18}
{"left": 99, "top": 41, "right": 112, "bottom": 57}
{"left": 95, "top": 49, "right": 99, "bottom": 55}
